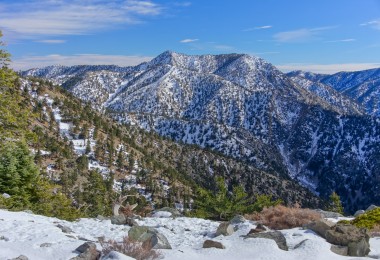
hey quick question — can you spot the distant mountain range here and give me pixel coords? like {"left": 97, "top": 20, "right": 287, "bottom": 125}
{"left": 22, "top": 51, "right": 380, "bottom": 213}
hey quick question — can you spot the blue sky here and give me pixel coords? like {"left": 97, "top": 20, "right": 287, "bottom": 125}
{"left": 1, "top": 0, "right": 380, "bottom": 73}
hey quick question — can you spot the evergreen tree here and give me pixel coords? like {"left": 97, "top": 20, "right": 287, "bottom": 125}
{"left": 327, "top": 192, "right": 344, "bottom": 214}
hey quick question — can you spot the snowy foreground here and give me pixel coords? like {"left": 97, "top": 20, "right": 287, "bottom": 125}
{"left": 0, "top": 209, "right": 379, "bottom": 260}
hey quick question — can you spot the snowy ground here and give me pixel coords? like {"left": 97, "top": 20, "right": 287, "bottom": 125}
{"left": 0, "top": 210, "right": 379, "bottom": 260}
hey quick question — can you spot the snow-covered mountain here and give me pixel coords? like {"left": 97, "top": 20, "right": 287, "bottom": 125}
{"left": 289, "top": 68, "right": 380, "bottom": 116}
{"left": 22, "top": 52, "right": 380, "bottom": 213}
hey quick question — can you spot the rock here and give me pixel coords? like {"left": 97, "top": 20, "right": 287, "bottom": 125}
{"left": 10, "top": 256, "right": 29, "bottom": 260}
{"left": 325, "top": 224, "right": 370, "bottom": 257}
{"left": 313, "top": 209, "right": 343, "bottom": 218}
{"left": 245, "top": 231, "right": 288, "bottom": 251}
{"left": 57, "top": 224, "right": 73, "bottom": 233}
{"left": 126, "top": 218, "right": 139, "bottom": 227}
{"left": 111, "top": 215, "right": 127, "bottom": 225}
{"left": 366, "top": 205, "right": 379, "bottom": 212}
{"left": 40, "top": 243, "right": 52, "bottom": 247}
{"left": 75, "top": 242, "right": 97, "bottom": 253}
{"left": 293, "top": 239, "right": 309, "bottom": 249}
{"left": 215, "top": 222, "right": 234, "bottom": 236}
{"left": 71, "top": 242, "right": 100, "bottom": 260}
{"left": 305, "top": 219, "right": 335, "bottom": 238}
{"left": 330, "top": 245, "right": 348, "bottom": 256}
{"left": 0, "top": 235, "right": 9, "bottom": 241}
{"left": 128, "top": 226, "right": 172, "bottom": 249}
{"left": 102, "top": 251, "right": 135, "bottom": 260}
{"left": 354, "top": 210, "right": 365, "bottom": 217}
{"left": 154, "top": 207, "right": 182, "bottom": 217}
{"left": 229, "top": 215, "right": 246, "bottom": 224}
{"left": 203, "top": 240, "right": 225, "bottom": 249}
{"left": 96, "top": 215, "right": 107, "bottom": 221}
{"left": 23, "top": 210, "right": 33, "bottom": 214}
{"left": 2, "top": 193, "right": 10, "bottom": 199}
{"left": 247, "top": 223, "right": 267, "bottom": 234}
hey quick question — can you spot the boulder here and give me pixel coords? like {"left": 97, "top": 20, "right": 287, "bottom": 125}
{"left": 293, "top": 239, "right": 309, "bottom": 250}
{"left": 247, "top": 223, "right": 267, "bottom": 234}
{"left": 330, "top": 245, "right": 348, "bottom": 256}
{"left": 354, "top": 210, "right": 365, "bottom": 217}
{"left": 245, "top": 231, "right": 288, "bottom": 251}
{"left": 71, "top": 242, "right": 100, "bottom": 260}
{"left": 203, "top": 240, "right": 225, "bottom": 249}
{"left": 216, "top": 222, "right": 234, "bottom": 236}
{"left": 313, "top": 209, "right": 343, "bottom": 218}
{"left": 111, "top": 215, "right": 127, "bottom": 225}
{"left": 305, "top": 219, "right": 335, "bottom": 238}
{"left": 2, "top": 193, "right": 10, "bottom": 199}
{"left": 325, "top": 224, "right": 370, "bottom": 257}
{"left": 154, "top": 207, "right": 182, "bottom": 217}
{"left": 56, "top": 224, "right": 73, "bottom": 233}
{"left": 229, "top": 215, "right": 246, "bottom": 224}
{"left": 366, "top": 205, "right": 379, "bottom": 212}
{"left": 128, "top": 226, "right": 172, "bottom": 249}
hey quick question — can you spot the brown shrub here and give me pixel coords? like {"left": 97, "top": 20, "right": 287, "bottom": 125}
{"left": 246, "top": 205, "right": 321, "bottom": 230}
{"left": 370, "top": 224, "right": 380, "bottom": 237}
{"left": 99, "top": 236, "right": 162, "bottom": 260}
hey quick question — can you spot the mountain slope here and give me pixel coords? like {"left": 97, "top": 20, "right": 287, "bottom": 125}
{"left": 23, "top": 52, "right": 380, "bottom": 213}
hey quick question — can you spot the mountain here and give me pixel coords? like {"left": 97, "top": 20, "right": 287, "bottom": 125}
{"left": 23, "top": 52, "right": 380, "bottom": 213}
{"left": 289, "top": 68, "right": 380, "bottom": 116}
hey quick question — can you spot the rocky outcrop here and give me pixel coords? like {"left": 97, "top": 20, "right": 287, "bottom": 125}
{"left": 215, "top": 222, "right": 234, "bottom": 236}
{"left": 245, "top": 231, "right": 288, "bottom": 251}
{"left": 71, "top": 242, "right": 100, "bottom": 260}
{"left": 128, "top": 226, "right": 172, "bottom": 249}
{"left": 305, "top": 219, "right": 335, "bottom": 238}
{"left": 203, "top": 240, "right": 225, "bottom": 249}
{"left": 229, "top": 215, "right": 246, "bottom": 225}
{"left": 247, "top": 224, "right": 267, "bottom": 234}
{"left": 325, "top": 224, "right": 370, "bottom": 257}
{"left": 110, "top": 215, "right": 139, "bottom": 226}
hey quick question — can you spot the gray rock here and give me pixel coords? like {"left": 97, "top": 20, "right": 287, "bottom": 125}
{"left": 354, "top": 210, "right": 365, "bottom": 217}
{"left": 229, "top": 215, "right": 246, "bottom": 224}
{"left": 247, "top": 223, "right": 267, "bottom": 234}
{"left": 366, "top": 205, "right": 379, "bottom": 212}
{"left": 330, "top": 245, "right": 348, "bottom": 256}
{"left": 110, "top": 215, "right": 127, "bottom": 225}
{"left": 2, "top": 193, "right": 10, "bottom": 199}
{"left": 75, "top": 242, "right": 97, "bottom": 253}
{"left": 10, "top": 256, "right": 29, "bottom": 260}
{"left": 40, "top": 243, "right": 53, "bottom": 247}
{"left": 293, "top": 239, "right": 309, "bottom": 249}
{"left": 128, "top": 226, "right": 172, "bottom": 249}
{"left": 325, "top": 224, "right": 370, "bottom": 257}
{"left": 57, "top": 224, "right": 73, "bottom": 233}
{"left": 96, "top": 215, "right": 107, "bottom": 221}
{"left": 154, "top": 207, "right": 182, "bottom": 217}
{"left": 0, "top": 235, "right": 9, "bottom": 241}
{"left": 71, "top": 242, "right": 100, "bottom": 260}
{"left": 245, "top": 231, "right": 288, "bottom": 251}
{"left": 203, "top": 240, "right": 225, "bottom": 249}
{"left": 305, "top": 219, "right": 335, "bottom": 238}
{"left": 215, "top": 222, "right": 234, "bottom": 236}
{"left": 313, "top": 209, "right": 343, "bottom": 218}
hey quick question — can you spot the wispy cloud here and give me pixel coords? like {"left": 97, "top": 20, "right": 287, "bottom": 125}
{"left": 243, "top": 25, "right": 272, "bottom": 32}
{"left": 173, "top": 2, "right": 192, "bottom": 7}
{"left": 11, "top": 54, "right": 153, "bottom": 70}
{"left": 214, "top": 44, "right": 234, "bottom": 51}
{"left": 325, "top": 38, "right": 356, "bottom": 43}
{"left": 360, "top": 19, "right": 380, "bottom": 30}
{"left": 35, "top": 39, "right": 66, "bottom": 44}
{"left": 274, "top": 26, "right": 337, "bottom": 43}
{"left": 0, "top": 0, "right": 162, "bottom": 38}
{"left": 180, "top": 38, "right": 199, "bottom": 43}
{"left": 277, "top": 63, "right": 380, "bottom": 74}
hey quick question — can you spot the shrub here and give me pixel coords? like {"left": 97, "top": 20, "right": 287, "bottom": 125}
{"left": 351, "top": 207, "right": 380, "bottom": 230}
{"left": 247, "top": 205, "right": 321, "bottom": 230}
{"left": 99, "top": 236, "right": 161, "bottom": 260}
{"left": 326, "top": 192, "right": 344, "bottom": 214}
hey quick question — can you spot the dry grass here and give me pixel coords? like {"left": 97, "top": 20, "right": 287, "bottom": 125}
{"left": 99, "top": 236, "right": 162, "bottom": 260}
{"left": 246, "top": 205, "right": 321, "bottom": 230}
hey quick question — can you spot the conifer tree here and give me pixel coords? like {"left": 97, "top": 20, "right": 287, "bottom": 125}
{"left": 327, "top": 192, "right": 344, "bottom": 214}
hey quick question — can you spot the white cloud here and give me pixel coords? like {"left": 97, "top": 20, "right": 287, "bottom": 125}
{"left": 180, "top": 38, "right": 199, "bottom": 43}
{"left": 35, "top": 39, "right": 66, "bottom": 44}
{"left": 360, "top": 19, "right": 380, "bottom": 30}
{"left": 325, "top": 38, "right": 356, "bottom": 43}
{"left": 274, "top": 26, "right": 336, "bottom": 43}
{"left": 11, "top": 54, "right": 153, "bottom": 71}
{"left": 276, "top": 63, "right": 380, "bottom": 74}
{"left": 0, "top": 0, "right": 162, "bottom": 38}
{"left": 243, "top": 25, "right": 272, "bottom": 32}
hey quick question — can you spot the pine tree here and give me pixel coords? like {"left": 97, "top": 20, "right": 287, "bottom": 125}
{"left": 327, "top": 192, "right": 344, "bottom": 214}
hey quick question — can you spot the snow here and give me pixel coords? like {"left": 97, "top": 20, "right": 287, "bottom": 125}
{"left": 1, "top": 209, "right": 379, "bottom": 260}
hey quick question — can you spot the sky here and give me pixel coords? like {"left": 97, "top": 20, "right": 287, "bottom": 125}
{"left": 1, "top": 0, "right": 380, "bottom": 74}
